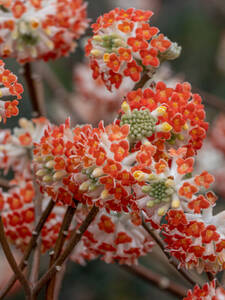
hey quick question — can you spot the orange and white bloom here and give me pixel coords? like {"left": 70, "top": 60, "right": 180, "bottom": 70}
{"left": 0, "top": 0, "right": 89, "bottom": 63}
{"left": 86, "top": 8, "right": 181, "bottom": 90}
{"left": 0, "top": 60, "right": 23, "bottom": 122}
{"left": 184, "top": 280, "right": 225, "bottom": 300}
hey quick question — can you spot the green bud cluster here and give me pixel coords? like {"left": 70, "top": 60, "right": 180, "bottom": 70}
{"left": 120, "top": 109, "right": 157, "bottom": 142}
{"left": 142, "top": 180, "right": 174, "bottom": 206}
{"left": 96, "top": 34, "right": 125, "bottom": 52}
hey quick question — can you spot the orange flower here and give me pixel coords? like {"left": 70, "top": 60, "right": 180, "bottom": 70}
{"left": 124, "top": 60, "right": 142, "bottom": 82}
{"left": 201, "top": 225, "right": 220, "bottom": 244}
{"left": 155, "top": 159, "right": 168, "bottom": 174}
{"left": 115, "top": 232, "right": 132, "bottom": 244}
{"left": 98, "top": 215, "right": 115, "bottom": 233}
{"left": 140, "top": 48, "right": 159, "bottom": 67}
{"left": 110, "top": 140, "right": 129, "bottom": 162}
{"left": 151, "top": 34, "right": 172, "bottom": 52}
{"left": 103, "top": 159, "right": 122, "bottom": 178}
{"left": 194, "top": 171, "right": 214, "bottom": 189}
{"left": 118, "top": 21, "right": 134, "bottom": 33}
{"left": 118, "top": 47, "right": 132, "bottom": 62}
{"left": 107, "top": 54, "right": 121, "bottom": 72}
{"left": 136, "top": 24, "right": 159, "bottom": 40}
{"left": 179, "top": 182, "right": 198, "bottom": 199}
{"left": 176, "top": 157, "right": 194, "bottom": 175}
{"left": 127, "top": 37, "right": 148, "bottom": 52}
{"left": 106, "top": 124, "right": 129, "bottom": 141}
{"left": 188, "top": 195, "right": 210, "bottom": 213}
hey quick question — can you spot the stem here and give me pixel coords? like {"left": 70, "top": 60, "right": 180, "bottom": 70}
{"left": 0, "top": 199, "right": 55, "bottom": 299}
{"left": 121, "top": 264, "right": 187, "bottom": 298}
{"left": 23, "top": 63, "right": 46, "bottom": 117}
{"left": 33, "top": 206, "right": 99, "bottom": 295}
{"left": 53, "top": 261, "right": 67, "bottom": 300}
{"left": 134, "top": 73, "right": 151, "bottom": 90}
{"left": 45, "top": 206, "right": 77, "bottom": 300}
{"left": 142, "top": 219, "right": 196, "bottom": 286}
{"left": 29, "top": 185, "right": 43, "bottom": 286}
{"left": 0, "top": 178, "right": 11, "bottom": 189}
{"left": 0, "top": 215, "right": 32, "bottom": 299}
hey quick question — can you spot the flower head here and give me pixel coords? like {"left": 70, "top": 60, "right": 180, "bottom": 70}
{"left": 86, "top": 8, "right": 181, "bottom": 90}
{"left": 0, "top": 60, "right": 23, "bottom": 122}
{"left": 164, "top": 207, "right": 225, "bottom": 274}
{"left": 133, "top": 147, "right": 215, "bottom": 226}
{"left": 0, "top": 117, "right": 50, "bottom": 178}
{"left": 118, "top": 81, "right": 208, "bottom": 154}
{"left": 71, "top": 207, "right": 154, "bottom": 265}
{"left": 0, "top": 0, "right": 89, "bottom": 63}
{"left": 184, "top": 280, "right": 225, "bottom": 300}
{"left": 0, "top": 181, "right": 68, "bottom": 252}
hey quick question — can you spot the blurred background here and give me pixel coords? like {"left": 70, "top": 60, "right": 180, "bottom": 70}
{"left": 2, "top": 0, "right": 225, "bottom": 299}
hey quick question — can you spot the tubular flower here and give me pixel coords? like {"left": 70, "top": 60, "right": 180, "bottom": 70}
{"left": 86, "top": 8, "right": 181, "bottom": 90}
{"left": 0, "top": 0, "right": 89, "bottom": 63}
{"left": 71, "top": 207, "right": 154, "bottom": 265}
{"left": 184, "top": 280, "right": 225, "bottom": 300}
{"left": 33, "top": 119, "right": 139, "bottom": 211}
{"left": 0, "top": 181, "right": 67, "bottom": 252}
{"left": 133, "top": 147, "right": 215, "bottom": 226}
{"left": 118, "top": 81, "right": 208, "bottom": 155}
{"left": 0, "top": 117, "right": 50, "bottom": 179}
{"left": 0, "top": 60, "right": 23, "bottom": 122}
{"left": 163, "top": 207, "right": 225, "bottom": 274}
{"left": 72, "top": 63, "right": 134, "bottom": 124}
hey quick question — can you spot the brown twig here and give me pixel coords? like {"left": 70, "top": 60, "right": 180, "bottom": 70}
{"left": 33, "top": 205, "right": 99, "bottom": 295}
{"left": 45, "top": 205, "right": 77, "bottom": 300}
{"left": 142, "top": 219, "right": 196, "bottom": 286}
{"left": 0, "top": 215, "right": 32, "bottom": 299}
{"left": 23, "top": 63, "right": 46, "bottom": 117}
{"left": 121, "top": 264, "right": 187, "bottom": 298}
{"left": 134, "top": 73, "right": 151, "bottom": 90}
{"left": 0, "top": 178, "right": 11, "bottom": 189}
{"left": 29, "top": 185, "right": 43, "bottom": 286}
{"left": 0, "top": 199, "right": 55, "bottom": 299}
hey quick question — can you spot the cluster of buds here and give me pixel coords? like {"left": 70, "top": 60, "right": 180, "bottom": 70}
{"left": 86, "top": 8, "right": 181, "bottom": 90}
{"left": 0, "top": 60, "right": 23, "bottom": 122}
{"left": 184, "top": 280, "right": 225, "bottom": 300}
{"left": 0, "top": 0, "right": 89, "bottom": 63}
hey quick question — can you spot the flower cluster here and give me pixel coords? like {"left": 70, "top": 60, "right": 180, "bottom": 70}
{"left": 184, "top": 280, "right": 225, "bottom": 300}
{"left": 0, "top": 60, "right": 23, "bottom": 122}
{"left": 33, "top": 119, "right": 136, "bottom": 210}
{"left": 118, "top": 81, "right": 208, "bottom": 155}
{"left": 71, "top": 207, "right": 154, "bottom": 265}
{"left": 133, "top": 147, "right": 215, "bottom": 226}
{"left": 0, "top": 181, "right": 67, "bottom": 252}
{"left": 163, "top": 207, "right": 225, "bottom": 274}
{"left": 86, "top": 8, "right": 181, "bottom": 90}
{"left": 0, "top": 117, "right": 50, "bottom": 180}
{"left": 0, "top": 0, "right": 89, "bottom": 63}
